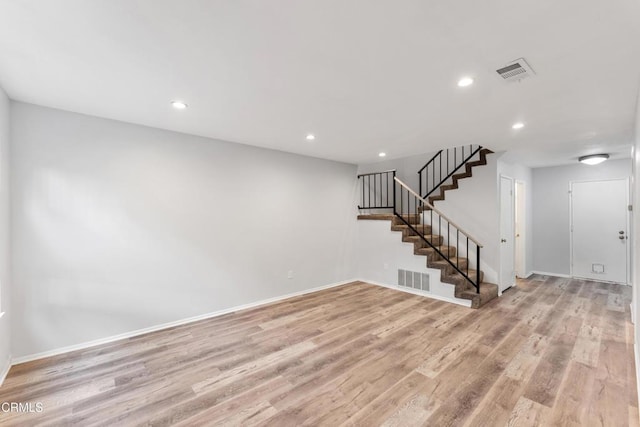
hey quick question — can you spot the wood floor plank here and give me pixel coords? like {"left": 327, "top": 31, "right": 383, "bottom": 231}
{"left": 0, "top": 277, "right": 636, "bottom": 426}
{"left": 507, "top": 396, "right": 551, "bottom": 426}
{"left": 549, "top": 361, "right": 596, "bottom": 426}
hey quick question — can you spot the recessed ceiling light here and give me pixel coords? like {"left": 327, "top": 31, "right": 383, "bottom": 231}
{"left": 171, "top": 101, "right": 188, "bottom": 110}
{"left": 579, "top": 154, "right": 609, "bottom": 165}
{"left": 457, "top": 77, "right": 474, "bottom": 87}
{"left": 306, "top": 134, "right": 315, "bottom": 141}
{"left": 512, "top": 122, "right": 525, "bottom": 130}
{"left": 379, "top": 152, "right": 386, "bottom": 157}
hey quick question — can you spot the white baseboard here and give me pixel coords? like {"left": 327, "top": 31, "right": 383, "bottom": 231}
{"left": 518, "top": 271, "right": 534, "bottom": 279}
{"left": 360, "top": 278, "right": 472, "bottom": 308}
{"left": 530, "top": 270, "right": 572, "bottom": 278}
{"left": 0, "top": 355, "right": 11, "bottom": 386}
{"left": 12, "top": 278, "right": 359, "bottom": 365}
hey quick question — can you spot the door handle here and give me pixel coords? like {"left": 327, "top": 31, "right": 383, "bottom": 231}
{"left": 619, "top": 231, "right": 625, "bottom": 234}
{"left": 501, "top": 238, "right": 507, "bottom": 243}
{"left": 619, "top": 235, "right": 625, "bottom": 240}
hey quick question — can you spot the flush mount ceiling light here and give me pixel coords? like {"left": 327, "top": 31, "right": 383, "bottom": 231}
{"left": 579, "top": 154, "right": 609, "bottom": 165}
{"left": 457, "top": 77, "right": 474, "bottom": 87}
{"left": 378, "top": 152, "right": 386, "bottom": 157}
{"left": 171, "top": 101, "right": 188, "bottom": 109}
{"left": 305, "top": 134, "right": 315, "bottom": 141}
{"left": 512, "top": 122, "right": 525, "bottom": 130}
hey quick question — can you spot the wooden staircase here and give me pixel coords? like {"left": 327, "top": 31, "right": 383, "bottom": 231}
{"left": 357, "top": 214, "right": 498, "bottom": 308}
{"left": 427, "top": 148, "right": 493, "bottom": 205}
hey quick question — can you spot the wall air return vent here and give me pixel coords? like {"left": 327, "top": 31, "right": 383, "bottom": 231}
{"left": 496, "top": 58, "right": 535, "bottom": 82}
{"left": 397, "top": 269, "right": 430, "bottom": 292}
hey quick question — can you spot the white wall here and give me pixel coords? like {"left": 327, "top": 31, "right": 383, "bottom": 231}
{"left": 498, "top": 160, "right": 534, "bottom": 277}
{"left": 10, "top": 102, "right": 358, "bottom": 359}
{"left": 0, "top": 87, "right": 11, "bottom": 379}
{"left": 532, "top": 158, "right": 632, "bottom": 276}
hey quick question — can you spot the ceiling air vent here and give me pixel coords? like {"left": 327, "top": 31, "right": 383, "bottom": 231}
{"left": 496, "top": 58, "right": 535, "bottom": 82}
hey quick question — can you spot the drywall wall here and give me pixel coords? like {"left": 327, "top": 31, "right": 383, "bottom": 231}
{"left": 532, "top": 158, "right": 632, "bottom": 276}
{"left": 10, "top": 102, "right": 358, "bottom": 359}
{"left": 0, "top": 87, "right": 11, "bottom": 379}
{"left": 498, "top": 160, "right": 534, "bottom": 277}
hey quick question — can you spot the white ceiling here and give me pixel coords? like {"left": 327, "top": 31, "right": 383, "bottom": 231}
{"left": 0, "top": 0, "right": 639, "bottom": 167}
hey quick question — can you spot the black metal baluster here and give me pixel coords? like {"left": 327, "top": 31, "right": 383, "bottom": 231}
{"left": 476, "top": 245, "right": 481, "bottom": 293}
{"left": 365, "top": 175, "right": 369, "bottom": 208}
{"left": 379, "top": 173, "right": 383, "bottom": 207}
{"left": 466, "top": 237, "right": 469, "bottom": 276}
{"left": 432, "top": 163, "right": 435, "bottom": 196}
{"left": 447, "top": 149, "right": 449, "bottom": 177}
{"left": 447, "top": 222, "right": 450, "bottom": 258}
{"left": 373, "top": 173, "right": 377, "bottom": 208}
{"left": 386, "top": 173, "right": 389, "bottom": 207}
{"left": 411, "top": 196, "right": 420, "bottom": 233}
{"left": 393, "top": 172, "right": 397, "bottom": 214}
{"left": 456, "top": 229, "right": 459, "bottom": 269}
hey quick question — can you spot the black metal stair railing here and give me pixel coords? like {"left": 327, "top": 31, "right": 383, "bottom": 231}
{"left": 418, "top": 144, "right": 482, "bottom": 199}
{"left": 357, "top": 170, "right": 396, "bottom": 210}
{"left": 394, "top": 177, "right": 482, "bottom": 293}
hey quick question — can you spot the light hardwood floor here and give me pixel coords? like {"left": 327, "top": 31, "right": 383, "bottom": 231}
{"left": 0, "top": 276, "right": 637, "bottom": 426}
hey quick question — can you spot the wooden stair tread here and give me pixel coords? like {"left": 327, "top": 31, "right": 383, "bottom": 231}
{"left": 458, "top": 282, "right": 499, "bottom": 309}
{"left": 430, "top": 257, "right": 468, "bottom": 269}
{"left": 415, "top": 245, "right": 457, "bottom": 257}
{"left": 357, "top": 214, "right": 395, "bottom": 221}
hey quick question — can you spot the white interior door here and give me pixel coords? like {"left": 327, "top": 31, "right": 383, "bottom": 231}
{"left": 571, "top": 179, "right": 629, "bottom": 284}
{"left": 500, "top": 176, "right": 515, "bottom": 292}
{"left": 515, "top": 180, "right": 526, "bottom": 278}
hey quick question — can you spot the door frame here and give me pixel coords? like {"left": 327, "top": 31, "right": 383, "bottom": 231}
{"left": 499, "top": 174, "right": 516, "bottom": 292}
{"left": 515, "top": 180, "right": 527, "bottom": 278}
{"left": 569, "top": 177, "right": 631, "bottom": 285}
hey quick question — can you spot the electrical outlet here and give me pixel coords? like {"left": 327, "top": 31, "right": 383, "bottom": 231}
{"left": 287, "top": 270, "right": 294, "bottom": 279}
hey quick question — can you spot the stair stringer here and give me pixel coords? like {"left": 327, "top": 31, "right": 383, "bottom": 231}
{"left": 355, "top": 217, "right": 473, "bottom": 307}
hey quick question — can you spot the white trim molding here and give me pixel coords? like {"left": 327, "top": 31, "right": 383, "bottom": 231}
{"left": 529, "top": 271, "right": 572, "bottom": 278}
{"left": 12, "top": 279, "right": 359, "bottom": 365}
{"left": 517, "top": 271, "right": 534, "bottom": 279}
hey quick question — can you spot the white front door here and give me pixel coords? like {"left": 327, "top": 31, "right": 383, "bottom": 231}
{"left": 571, "top": 179, "right": 629, "bottom": 284}
{"left": 500, "top": 175, "right": 515, "bottom": 292}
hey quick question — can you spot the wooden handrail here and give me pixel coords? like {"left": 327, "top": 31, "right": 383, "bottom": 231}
{"left": 394, "top": 176, "right": 483, "bottom": 248}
